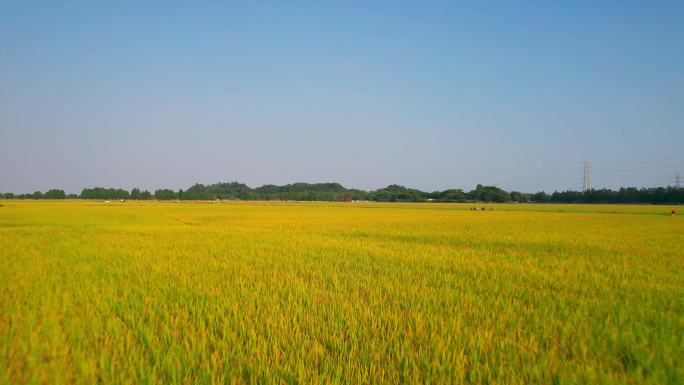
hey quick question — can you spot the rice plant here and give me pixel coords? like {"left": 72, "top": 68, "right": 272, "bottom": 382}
{"left": 0, "top": 200, "right": 682, "bottom": 384}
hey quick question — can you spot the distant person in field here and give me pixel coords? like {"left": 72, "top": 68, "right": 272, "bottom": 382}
{"left": 672, "top": 209, "right": 677, "bottom": 216}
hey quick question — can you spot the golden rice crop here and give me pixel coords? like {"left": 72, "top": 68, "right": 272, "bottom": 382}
{"left": 0, "top": 200, "right": 682, "bottom": 384}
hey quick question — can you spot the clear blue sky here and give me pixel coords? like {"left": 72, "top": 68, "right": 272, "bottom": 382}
{"left": 1, "top": 1, "right": 682, "bottom": 194}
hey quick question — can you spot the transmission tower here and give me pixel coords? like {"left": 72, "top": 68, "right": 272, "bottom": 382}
{"left": 676, "top": 173, "right": 681, "bottom": 189}
{"left": 582, "top": 159, "right": 591, "bottom": 192}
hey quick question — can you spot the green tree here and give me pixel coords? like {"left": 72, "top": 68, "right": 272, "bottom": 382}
{"left": 469, "top": 184, "right": 510, "bottom": 202}
{"left": 44, "top": 189, "right": 66, "bottom": 199}
{"left": 154, "top": 189, "right": 177, "bottom": 200}
{"left": 130, "top": 188, "right": 142, "bottom": 200}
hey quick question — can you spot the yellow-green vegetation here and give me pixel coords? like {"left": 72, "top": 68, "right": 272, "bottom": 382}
{"left": 1, "top": 200, "right": 682, "bottom": 384}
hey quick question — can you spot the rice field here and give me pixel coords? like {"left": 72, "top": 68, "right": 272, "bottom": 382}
{"left": 0, "top": 200, "right": 682, "bottom": 384}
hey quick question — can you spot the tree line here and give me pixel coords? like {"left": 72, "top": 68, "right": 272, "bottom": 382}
{"left": 2, "top": 183, "right": 683, "bottom": 203}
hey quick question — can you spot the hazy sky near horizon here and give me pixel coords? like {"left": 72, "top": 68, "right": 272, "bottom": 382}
{"left": 1, "top": 1, "right": 683, "bottom": 194}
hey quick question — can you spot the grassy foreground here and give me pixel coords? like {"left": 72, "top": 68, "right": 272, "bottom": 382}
{"left": 0, "top": 200, "right": 682, "bottom": 384}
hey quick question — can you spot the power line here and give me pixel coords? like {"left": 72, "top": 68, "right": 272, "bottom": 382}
{"left": 584, "top": 155, "right": 683, "bottom": 189}
{"left": 593, "top": 162, "right": 684, "bottom": 173}
{"left": 603, "top": 155, "right": 684, "bottom": 167}
{"left": 572, "top": 158, "right": 680, "bottom": 190}
{"left": 593, "top": 171, "right": 679, "bottom": 179}
{"left": 602, "top": 175, "right": 672, "bottom": 182}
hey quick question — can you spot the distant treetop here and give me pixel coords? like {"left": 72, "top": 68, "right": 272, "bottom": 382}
{"left": 3, "top": 182, "right": 683, "bottom": 204}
